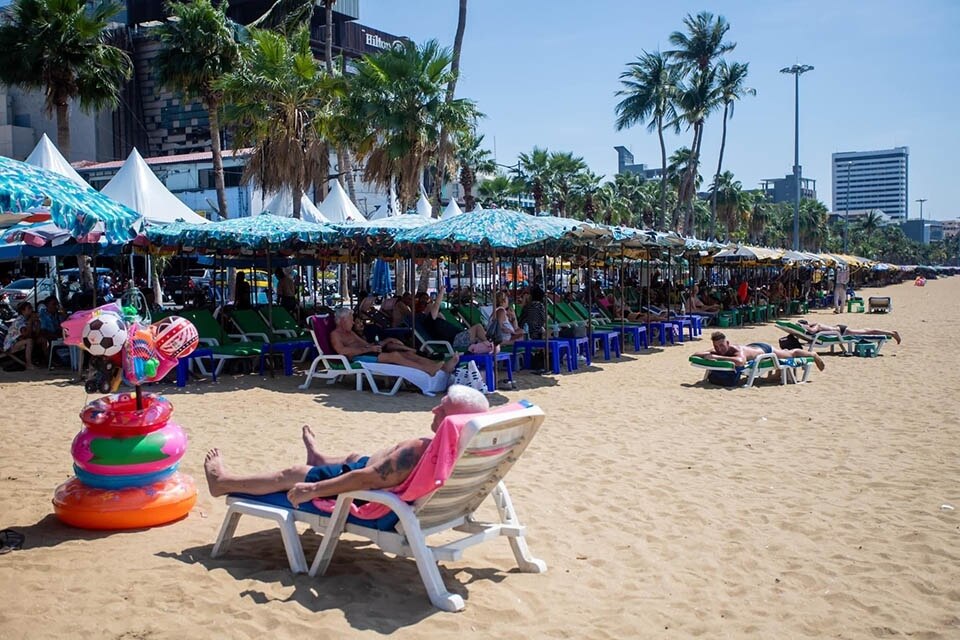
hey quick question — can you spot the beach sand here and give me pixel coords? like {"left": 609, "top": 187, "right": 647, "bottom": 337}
{"left": 1, "top": 278, "right": 958, "bottom": 639}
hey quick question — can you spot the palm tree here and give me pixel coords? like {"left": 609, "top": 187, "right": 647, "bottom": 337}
{"left": 859, "top": 210, "right": 884, "bottom": 239}
{"left": 668, "top": 11, "right": 736, "bottom": 233}
{"left": 547, "top": 151, "right": 587, "bottom": 217}
{"left": 157, "top": 0, "right": 239, "bottom": 219}
{"left": 432, "top": 0, "right": 469, "bottom": 211}
{"left": 518, "top": 146, "right": 551, "bottom": 213}
{"left": 348, "top": 39, "right": 479, "bottom": 210}
{"left": 614, "top": 50, "right": 680, "bottom": 231}
{"left": 0, "top": 0, "right": 132, "bottom": 158}
{"left": 570, "top": 169, "right": 603, "bottom": 220}
{"left": 217, "top": 27, "right": 335, "bottom": 219}
{"left": 799, "top": 199, "right": 829, "bottom": 251}
{"left": 747, "top": 192, "right": 773, "bottom": 244}
{"left": 671, "top": 68, "right": 718, "bottom": 233}
{"left": 709, "top": 60, "right": 754, "bottom": 239}
{"left": 710, "top": 170, "right": 744, "bottom": 239}
{"left": 456, "top": 130, "right": 495, "bottom": 212}
{"left": 477, "top": 173, "right": 515, "bottom": 208}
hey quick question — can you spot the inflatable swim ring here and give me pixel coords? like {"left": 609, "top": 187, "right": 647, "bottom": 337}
{"left": 72, "top": 463, "right": 178, "bottom": 490}
{"left": 53, "top": 473, "right": 197, "bottom": 530}
{"left": 72, "top": 422, "right": 187, "bottom": 476}
{"left": 80, "top": 393, "right": 173, "bottom": 437}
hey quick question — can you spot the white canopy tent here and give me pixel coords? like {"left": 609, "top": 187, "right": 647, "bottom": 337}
{"left": 317, "top": 180, "right": 363, "bottom": 222}
{"left": 416, "top": 190, "right": 432, "bottom": 218}
{"left": 258, "top": 188, "right": 330, "bottom": 224}
{"left": 440, "top": 199, "right": 463, "bottom": 220}
{"left": 101, "top": 148, "right": 208, "bottom": 225}
{"left": 24, "top": 134, "right": 88, "bottom": 187}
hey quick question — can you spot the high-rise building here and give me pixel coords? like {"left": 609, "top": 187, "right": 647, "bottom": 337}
{"left": 614, "top": 146, "right": 663, "bottom": 180}
{"left": 759, "top": 172, "right": 817, "bottom": 204}
{"left": 832, "top": 147, "right": 909, "bottom": 221}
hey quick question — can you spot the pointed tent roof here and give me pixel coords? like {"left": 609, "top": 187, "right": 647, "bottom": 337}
{"left": 416, "top": 190, "right": 432, "bottom": 218}
{"left": 259, "top": 188, "right": 330, "bottom": 224}
{"left": 440, "top": 199, "right": 463, "bottom": 220}
{"left": 101, "top": 148, "right": 208, "bottom": 225}
{"left": 317, "top": 180, "right": 363, "bottom": 222}
{"left": 24, "top": 134, "right": 87, "bottom": 187}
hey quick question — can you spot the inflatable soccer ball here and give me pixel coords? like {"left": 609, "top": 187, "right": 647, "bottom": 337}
{"left": 153, "top": 316, "right": 199, "bottom": 359}
{"left": 82, "top": 314, "right": 127, "bottom": 357}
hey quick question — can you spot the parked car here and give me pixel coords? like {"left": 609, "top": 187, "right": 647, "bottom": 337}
{"left": 0, "top": 277, "right": 57, "bottom": 311}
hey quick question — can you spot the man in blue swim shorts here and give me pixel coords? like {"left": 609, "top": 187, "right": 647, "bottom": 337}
{"left": 204, "top": 385, "right": 489, "bottom": 507}
{"left": 694, "top": 331, "right": 825, "bottom": 378}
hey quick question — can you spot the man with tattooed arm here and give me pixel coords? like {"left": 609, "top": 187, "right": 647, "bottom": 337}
{"left": 203, "top": 385, "right": 489, "bottom": 506}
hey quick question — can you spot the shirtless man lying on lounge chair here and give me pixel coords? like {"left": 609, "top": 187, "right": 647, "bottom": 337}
{"left": 797, "top": 319, "right": 901, "bottom": 344}
{"left": 204, "top": 385, "right": 489, "bottom": 506}
{"left": 696, "top": 331, "right": 826, "bottom": 371}
{"left": 330, "top": 306, "right": 460, "bottom": 376}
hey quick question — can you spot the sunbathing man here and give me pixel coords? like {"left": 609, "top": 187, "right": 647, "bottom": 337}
{"left": 798, "top": 319, "right": 901, "bottom": 344}
{"left": 696, "top": 330, "right": 825, "bottom": 372}
{"left": 204, "top": 385, "right": 489, "bottom": 506}
{"left": 330, "top": 306, "right": 459, "bottom": 376}
{"left": 686, "top": 285, "right": 721, "bottom": 313}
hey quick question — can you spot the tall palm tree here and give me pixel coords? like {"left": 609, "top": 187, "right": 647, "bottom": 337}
{"left": 518, "top": 146, "right": 551, "bottom": 213}
{"left": 157, "top": 0, "right": 239, "bottom": 219}
{"left": 799, "top": 199, "right": 829, "bottom": 251}
{"left": 709, "top": 60, "right": 755, "bottom": 239}
{"left": 432, "top": 0, "right": 469, "bottom": 211}
{"left": 547, "top": 151, "right": 587, "bottom": 217}
{"left": 667, "top": 11, "right": 736, "bottom": 233}
{"left": 217, "top": 27, "right": 336, "bottom": 219}
{"left": 859, "top": 210, "right": 884, "bottom": 239}
{"left": 0, "top": 0, "right": 132, "bottom": 158}
{"left": 348, "top": 39, "right": 479, "bottom": 210}
{"left": 456, "top": 129, "right": 495, "bottom": 212}
{"left": 320, "top": 0, "right": 357, "bottom": 204}
{"left": 570, "top": 169, "right": 603, "bottom": 220}
{"left": 710, "top": 170, "right": 744, "bottom": 240}
{"left": 614, "top": 50, "right": 680, "bottom": 231}
{"left": 671, "top": 68, "right": 718, "bottom": 233}
{"left": 477, "top": 173, "right": 515, "bottom": 208}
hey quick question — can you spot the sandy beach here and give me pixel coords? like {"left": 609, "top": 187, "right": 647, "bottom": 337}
{"left": 1, "top": 277, "right": 958, "bottom": 639}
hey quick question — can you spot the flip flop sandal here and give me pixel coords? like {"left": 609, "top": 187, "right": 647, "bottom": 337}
{"left": 0, "top": 529, "right": 25, "bottom": 554}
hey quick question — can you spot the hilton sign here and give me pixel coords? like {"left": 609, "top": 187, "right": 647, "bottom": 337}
{"left": 364, "top": 31, "right": 403, "bottom": 50}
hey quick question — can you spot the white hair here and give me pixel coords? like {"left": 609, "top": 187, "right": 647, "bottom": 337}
{"left": 443, "top": 385, "right": 489, "bottom": 415}
{"left": 334, "top": 306, "right": 353, "bottom": 322}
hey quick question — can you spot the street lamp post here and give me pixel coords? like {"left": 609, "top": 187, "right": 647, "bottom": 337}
{"left": 844, "top": 161, "right": 852, "bottom": 253}
{"left": 494, "top": 160, "right": 524, "bottom": 211}
{"left": 916, "top": 198, "right": 927, "bottom": 222}
{"left": 780, "top": 63, "right": 814, "bottom": 251}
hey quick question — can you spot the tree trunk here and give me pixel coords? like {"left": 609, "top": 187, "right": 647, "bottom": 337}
{"left": 207, "top": 94, "right": 229, "bottom": 219}
{"left": 461, "top": 165, "right": 475, "bottom": 212}
{"left": 293, "top": 184, "right": 303, "bottom": 219}
{"left": 710, "top": 102, "right": 729, "bottom": 240}
{"left": 432, "top": 0, "right": 468, "bottom": 213}
{"left": 56, "top": 102, "right": 71, "bottom": 160}
{"left": 657, "top": 114, "right": 667, "bottom": 231}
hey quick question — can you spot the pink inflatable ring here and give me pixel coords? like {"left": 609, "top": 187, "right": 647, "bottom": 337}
{"left": 80, "top": 393, "right": 173, "bottom": 437}
{"left": 72, "top": 422, "right": 187, "bottom": 476}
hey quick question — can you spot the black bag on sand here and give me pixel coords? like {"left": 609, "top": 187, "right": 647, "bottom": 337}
{"left": 779, "top": 334, "right": 803, "bottom": 350}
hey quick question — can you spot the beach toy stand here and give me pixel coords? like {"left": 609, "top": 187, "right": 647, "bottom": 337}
{"left": 53, "top": 390, "right": 197, "bottom": 530}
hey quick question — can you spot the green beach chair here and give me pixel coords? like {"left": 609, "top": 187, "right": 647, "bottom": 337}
{"left": 689, "top": 353, "right": 815, "bottom": 388}
{"left": 260, "top": 306, "right": 310, "bottom": 339}
{"left": 177, "top": 309, "right": 265, "bottom": 377}
{"left": 228, "top": 309, "right": 313, "bottom": 375}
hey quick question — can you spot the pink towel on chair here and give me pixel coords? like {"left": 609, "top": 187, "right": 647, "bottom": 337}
{"left": 311, "top": 402, "right": 529, "bottom": 520}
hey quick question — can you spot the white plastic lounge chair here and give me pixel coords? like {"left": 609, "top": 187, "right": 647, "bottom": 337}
{"left": 776, "top": 320, "right": 888, "bottom": 355}
{"left": 211, "top": 402, "right": 547, "bottom": 611}
{"left": 299, "top": 314, "right": 376, "bottom": 391}
{"left": 358, "top": 361, "right": 450, "bottom": 396}
{"left": 689, "top": 353, "right": 814, "bottom": 387}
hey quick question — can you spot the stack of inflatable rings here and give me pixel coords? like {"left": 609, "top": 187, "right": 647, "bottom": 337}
{"left": 52, "top": 392, "right": 197, "bottom": 530}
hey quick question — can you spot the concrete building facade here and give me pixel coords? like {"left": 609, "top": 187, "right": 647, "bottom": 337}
{"left": 614, "top": 146, "right": 663, "bottom": 180}
{"left": 832, "top": 147, "right": 909, "bottom": 221}
{"left": 760, "top": 172, "right": 817, "bottom": 204}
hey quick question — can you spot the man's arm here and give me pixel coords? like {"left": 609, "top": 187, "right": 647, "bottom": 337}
{"left": 330, "top": 331, "right": 378, "bottom": 358}
{"left": 286, "top": 466, "right": 394, "bottom": 506}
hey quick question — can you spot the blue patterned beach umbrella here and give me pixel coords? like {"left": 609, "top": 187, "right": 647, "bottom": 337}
{"left": 145, "top": 214, "right": 336, "bottom": 252}
{"left": 395, "top": 208, "right": 567, "bottom": 252}
{"left": 369, "top": 258, "right": 393, "bottom": 295}
{"left": 0, "top": 155, "right": 141, "bottom": 243}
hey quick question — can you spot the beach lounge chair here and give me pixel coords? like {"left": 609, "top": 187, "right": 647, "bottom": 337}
{"left": 211, "top": 402, "right": 547, "bottom": 611}
{"left": 689, "top": 353, "right": 815, "bottom": 388}
{"left": 227, "top": 309, "right": 313, "bottom": 375}
{"left": 176, "top": 309, "right": 265, "bottom": 377}
{"left": 775, "top": 319, "right": 888, "bottom": 355}
{"left": 300, "top": 315, "right": 449, "bottom": 396}
{"left": 259, "top": 306, "right": 310, "bottom": 339}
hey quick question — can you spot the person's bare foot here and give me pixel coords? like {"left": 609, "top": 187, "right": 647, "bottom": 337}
{"left": 441, "top": 353, "right": 460, "bottom": 374}
{"left": 302, "top": 425, "right": 322, "bottom": 465}
{"left": 204, "top": 448, "right": 228, "bottom": 497}
{"left": 814, "top": 354, "right": 825, "bottom": 372}
{"left": 892, "top": 331, "right": 901, "bottom": 345}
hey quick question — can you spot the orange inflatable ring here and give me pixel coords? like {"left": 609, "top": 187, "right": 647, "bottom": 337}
{"left": 52, "top": 472, "right": 197, "bottom": 530}
{"left": 80, "top": 392, "right": 173, "bottom": 437}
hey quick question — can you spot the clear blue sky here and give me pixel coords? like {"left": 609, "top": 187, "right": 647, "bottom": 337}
{"left": 366, "top": 0, "right": 959, "bottom": 220}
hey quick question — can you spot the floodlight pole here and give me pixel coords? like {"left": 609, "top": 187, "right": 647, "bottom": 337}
{"left": 916, "top": 198, "right": 927, "bottom": 222}
{"left": 780, "top": 64, "right": 814, "bottom": 251}
{"left": 844, "top": 161, "right": 852, "bottom": 253}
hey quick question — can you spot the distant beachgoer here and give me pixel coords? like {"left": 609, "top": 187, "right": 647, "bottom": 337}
{"left": 797, "top": 319, "right": 901, "bottom": 344}
{"left": 203, "top": 385, "right": 489, "bottom": 506}
{"left": 695, "top": 330, "right": 825, "bottom": 372}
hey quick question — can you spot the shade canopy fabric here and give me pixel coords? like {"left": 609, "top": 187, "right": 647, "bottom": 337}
{"left": 101, "top": 148, "right": 209, "bottom": 225}
{"left": 395, "top": 208, "right": 567, "bottom": 252}
{"left": 317, "top": 180, "right": 363, "bottom": 222}
{"left": 258, "top": 188, "right": 330, "bottom": 224}
{"left": 440, "top": 199, "right": 463, "bottom": 220}
{"left": 24, "top": 134, "right": 87, "bottom": 187}
{"left": 145, "top": 213, "right": 336, "bottom": 252}
{"left": 0, "top": 155, "right": 141, "bottom": 244}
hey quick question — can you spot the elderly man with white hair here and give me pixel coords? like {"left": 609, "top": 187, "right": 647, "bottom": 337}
{"left": 204, "top": 385, "right": 490, "bottom": 507}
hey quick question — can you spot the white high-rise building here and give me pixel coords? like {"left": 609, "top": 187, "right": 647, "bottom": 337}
{"left": 832, "top": 147, "right": 909, "bottom": 221}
